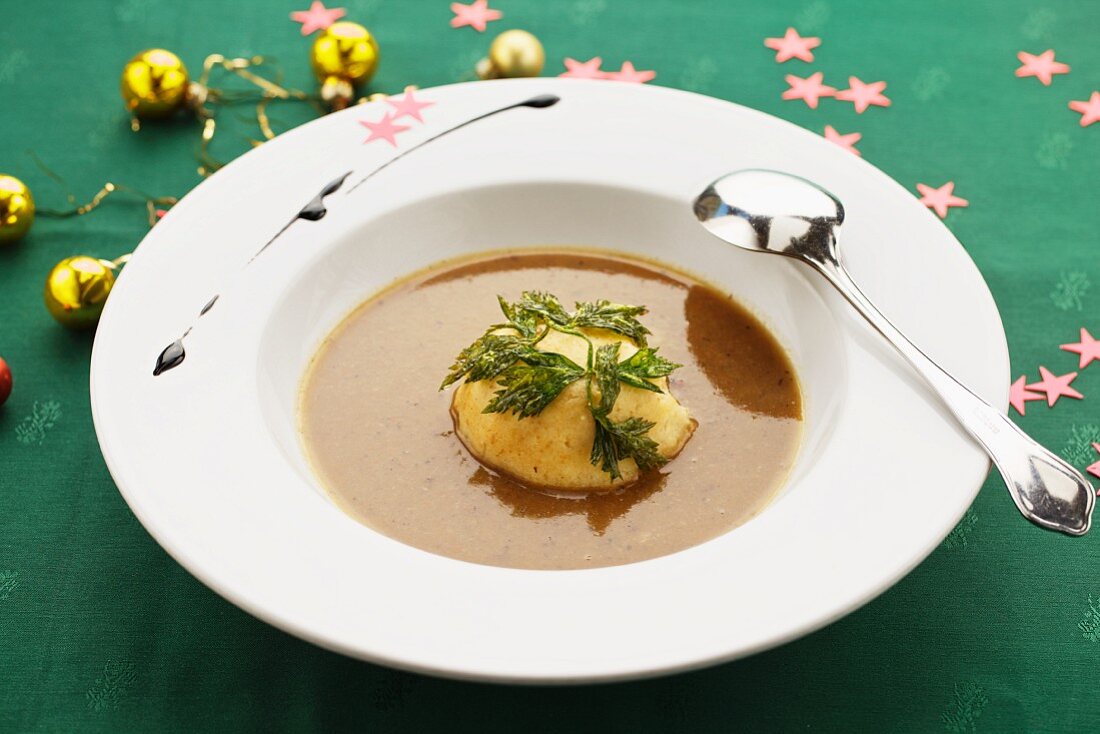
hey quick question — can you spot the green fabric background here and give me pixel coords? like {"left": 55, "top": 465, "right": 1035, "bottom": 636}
{"left": 2, "top": 0, "right": 1099, "bottom": 731}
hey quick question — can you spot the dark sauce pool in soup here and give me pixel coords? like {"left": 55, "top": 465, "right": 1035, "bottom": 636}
{"left": 300, "top": 250, "right": 803, "bottom": 570}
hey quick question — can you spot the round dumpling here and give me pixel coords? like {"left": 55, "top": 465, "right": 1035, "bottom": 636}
{"left": 452, "top": 328, "right": 694, "bottom": 490}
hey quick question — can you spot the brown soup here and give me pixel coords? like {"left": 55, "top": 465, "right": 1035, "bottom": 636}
{"left": 299, "top": 250, "right": 802, "bottom": 569}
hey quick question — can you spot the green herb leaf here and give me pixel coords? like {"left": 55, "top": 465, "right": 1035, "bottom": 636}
{"left": 615, "top": 348, "right": 681, "bottom": 393}
{"left": 440, "top": 332, "right": 534, "bottom": 389}
{"left": 516, "top": 291, "right": 572, "bottom": 327}
{"left": 497, "top": 295, "right": 538, "bottom": 339}
{"left": 592, "top": 342, "right": 622, "bottom": 414}
{"left": 572, "top": 300, "right": 651, "bottom": 346}
{"left": 590, "top": 415, "right": 668, "bottom": 481}
{"left": 483, "top": 351, "right": 585, "bottom": 418}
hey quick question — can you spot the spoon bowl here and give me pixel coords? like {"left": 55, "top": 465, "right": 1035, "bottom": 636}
{"left": 694, "top": 170, "right": 844, "bottom": 262}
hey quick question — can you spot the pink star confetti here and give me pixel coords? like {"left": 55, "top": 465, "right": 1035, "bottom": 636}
{"left": 916, "top": 181, "right": 968, "bottom": 219}
{"left": 560, "top": 57, "right": 606, "bottom": 79}
{"left": 1061, "top": 328, "right": 1100, "bottom": 369}
{"left": 1068, "top": 91, "right": 1100, "bottom": 127}
{"left": 386, "top": 88, "right": 434, "bottom": 123}
{"left": 1026, "top": 366, "right": 1083, "bottom": 407}
{"left": 450, "top": 0, "right": 502, "bottom": 32}
{"left": 290, "top": 1, "right": 345, "bottom": 35}
{"left": 823, "top": 125, "right": 861, "bottom": 156}
{"left": 1087, "top": 443, "right": 1100, "bottom": 480}
{"left": 605, "top": 61, "right": 656, "bottom": 83}
{"left": 764, "top": 27, "right": 821, "bottom": 63}
{"left": 359, "top": 112, "right": 411, "bottom": 147}
{"left": 1009, "top": 375, "right": 1044, "bottom": 415}
{"left": 1015, "top": 49, "right": 1070, "bottom": 86}
{"left": 835, "top": 76, "right": 891, "bottom": 113}
{"left": 782, "top": 72, "right": 835, "bottom": 109}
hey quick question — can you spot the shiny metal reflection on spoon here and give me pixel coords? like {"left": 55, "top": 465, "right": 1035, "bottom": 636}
{"left": 693, "top": 169, "right": 1094, "bottom": 536}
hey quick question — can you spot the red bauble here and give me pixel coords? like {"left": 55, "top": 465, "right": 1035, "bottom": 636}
{"left": 0, "top": 357, "right": 11, "bottom": 406}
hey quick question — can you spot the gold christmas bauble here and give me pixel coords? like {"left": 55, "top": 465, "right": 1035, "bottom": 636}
{"left": 478, "top": 30, "right": 545, "bottom": 79}
{"left": 44, "top": 256, "right": 118, "bottom": 329}
{"left": 0, "top": 174, "right": 34, "bottom": 245}
{"left": 120, "top": 49, "right": 191, "bottom": 120}
{"left": 310, "top": 22, "right": 379, "bottom": 87}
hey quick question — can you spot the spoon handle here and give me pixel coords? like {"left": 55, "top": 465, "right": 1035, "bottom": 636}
{"left": 816, "top": 259, "right": 1094, "bottom": 536}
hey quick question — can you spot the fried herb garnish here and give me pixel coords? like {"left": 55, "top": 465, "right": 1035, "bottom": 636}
{"left": 442, "top": 291, "right": 683, "bottom": 481}
{"left": 572, "top": 300, "right": 651, "bottom": 346}
{"left": 484, "top": 352, "right": 586, "bottom": 418}
{"left": 590, "top": 415, "right": 666, "bottom": 481}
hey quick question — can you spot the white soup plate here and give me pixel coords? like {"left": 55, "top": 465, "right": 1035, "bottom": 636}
{"left": 91, "top": 79, "right": 1007, "bottom": 683}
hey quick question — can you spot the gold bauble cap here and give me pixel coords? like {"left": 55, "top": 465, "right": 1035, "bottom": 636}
{"left": 120, "top": 48, "right": 191, "bottom": 119}
{"left": 0, "top": 174, "right": 35, "bottom": 245}
{"left": 310, "top": 21, "right": 380, "bottom": 87}
{"left": 481, "top": 30, "right": 545, "bottom": 79}
{"left": 44, "top": 256, "right": 117, "bottom": 329}
{"left": 320, "top": 75, "right": 356, "bottom": 111}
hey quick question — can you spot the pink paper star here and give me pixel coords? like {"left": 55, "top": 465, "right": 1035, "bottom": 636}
{"left": 606, "top": 61, "right": 656, "bottom": 83}
{"left": 1061, "top": 328, "right": 1100, "bottom": 369}
{"left": 359, "top": 113, "right": 411, "bottom": 147}
{"left": 916, "top": 181, "right": 968, "bottom": 219}
{"left": 560, "top": 57, "right": 605, "bottom": 79}
{"left": 1009, "top": 375, "right": 1044, "bottom": 416}
{"left": 782, "top": 72, "right": 836, "bottom": 109}
{"left": 386, "top": 88, "right": 434, "bottom": 123}
{"left": 1087, "top": 443, "right": 1100, "bottom": 480}
{"left": 764, "top": 27, "right": 821, "bottom": 63}
{"left": 1026, "top": 366, "right": 1083, "bottom": 407}
{"left": 1068, "top": 91, "right": 1100, "bottom": 127}
{"left": 823, "top": 125, "right": 861, "bottom": 156}
{"left": 450, "top": 0, "right": 502, "bottom": 32}
{"left": 835, "top": 76, "right": 891, "bottom": 113}
{"left": 290, "top": 1, "right": 345, "bottom": 35}
{"left": 1016, "top": 49, "right": 1070, "bottom": 86}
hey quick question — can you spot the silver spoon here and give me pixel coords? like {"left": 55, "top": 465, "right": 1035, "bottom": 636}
{"left": 693, "top": 169, "right": 1094, "bottom": 536}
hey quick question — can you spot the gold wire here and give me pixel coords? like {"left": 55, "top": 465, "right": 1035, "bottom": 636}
{"left": 30, "top": 153, "right": 176, "bottom": 222}
{"left": 144, "top": 197, "right": 177, "bottom": 227}
{"left": 36, "top": 182, "right": 116, "bottom": 217}
{"left": 201, "top": 54, "right": 304, "bottom": 100}
{"left": 39, "top": 183, "right": 174, "bottom": 221}
{"left": 256, "top": 97, "right": 276, "bottom": 140}
{"left": 194, "top": 54, "right": 316, "bottom": 167}
{"left": 197, "top": 117, "right": 223, "bottom": 177}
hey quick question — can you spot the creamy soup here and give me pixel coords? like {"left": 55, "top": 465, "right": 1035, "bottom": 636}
{"left": 299, "top": 250, "right": 802, "bottom": 569}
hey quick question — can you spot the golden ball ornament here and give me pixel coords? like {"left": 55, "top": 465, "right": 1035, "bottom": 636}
{"left": 44, "top": 256, "right": 118, "bottom": 329}
{"left": 0, "top": 174, "right": 35, "bottom": 245}
{"left": 477, "top": 30, "right": 545, "bottom": 79}
{"left": 120, "top": 49, "right": 192, "bottom": 121}
{"left": 310, "top": 22, "right": 379, "bottom": 88}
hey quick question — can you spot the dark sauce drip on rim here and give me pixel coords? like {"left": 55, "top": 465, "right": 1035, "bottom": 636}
{"left": 152, "top": 171, "right": 351, "bottom": 375}
{"left": 152, "top": 93, "right": 560, "bottom": 377}
{"left": 344, "top": 94, "right": 560, "bottom": 194}
{"left": 199, "top": 295, "right": 218, "bottom": 315}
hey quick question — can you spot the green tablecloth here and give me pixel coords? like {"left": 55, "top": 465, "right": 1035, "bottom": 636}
{"left": 2, "top": 0, "right": 1098, "bottom": 730}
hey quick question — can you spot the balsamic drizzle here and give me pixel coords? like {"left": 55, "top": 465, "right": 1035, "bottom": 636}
{"left": 153, "top": 171, "right": 351, "bottom": 376}
{"left": 153, "top": 93, "right": 561, "bottom": 377}
{"left": 344, "top": 94, "right": 560, "bottom": 194}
